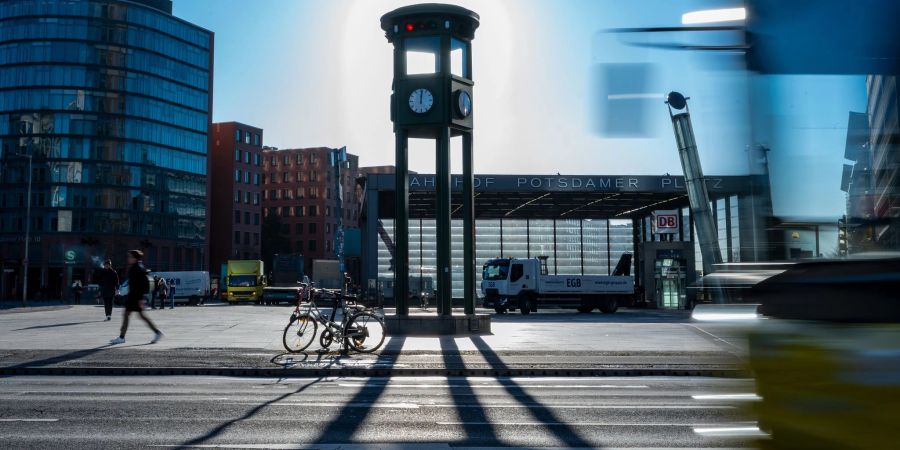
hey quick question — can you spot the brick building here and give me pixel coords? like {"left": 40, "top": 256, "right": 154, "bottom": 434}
{"left": 261, "top": 147, "right": 361, "bottom": 272}
{"left": 208, "top": 122, "right": 264, "bottom": 272}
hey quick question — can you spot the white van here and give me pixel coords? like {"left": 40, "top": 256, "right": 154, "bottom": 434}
{"left": 151, "top": 271, "right": 210, "bottom": 305}
{"left": 118, "top": 271, "right": 209, "bottom": 305}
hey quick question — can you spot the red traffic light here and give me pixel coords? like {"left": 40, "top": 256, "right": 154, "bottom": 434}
{"left": 405, "top": 23, "right": 415, "bottom": 32}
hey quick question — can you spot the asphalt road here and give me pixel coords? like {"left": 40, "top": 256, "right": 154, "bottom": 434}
{"left": 0, "top": 375, "right": 764, "bottom": 449}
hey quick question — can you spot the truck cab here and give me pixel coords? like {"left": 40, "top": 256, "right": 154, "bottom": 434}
{"left": 225, "top": 260, "right": 265, "bottom": 303}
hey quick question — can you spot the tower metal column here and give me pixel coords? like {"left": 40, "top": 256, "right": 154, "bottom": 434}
{"left": 462, "top": 132, "right": 475, "bottom": 315}
{"left": 394, "top": 129, "right": 409, "bottom": 316}
{"left": 436, "top": 126, "right": 452, "bottom": 316}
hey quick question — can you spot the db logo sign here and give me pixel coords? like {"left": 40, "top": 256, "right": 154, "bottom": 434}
{"left": 657, "top": 215, "right": 677, "bottom": 228}
{"left": 653, "top": 210, "right": 679, "bottom": 234}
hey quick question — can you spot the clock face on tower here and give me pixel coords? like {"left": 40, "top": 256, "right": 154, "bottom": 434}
{"left": 408, "top": 88, "right": 434, "bottom": 114}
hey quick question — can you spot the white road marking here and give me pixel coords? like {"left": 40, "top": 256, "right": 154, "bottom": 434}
{"left": 231, "top": 402, "right": 732, "bottom": 410}
{"left": 692, "top": 393, "right": 761, "bottom": 401}
{"left": 437, "top": 421, "right": 758, "bottom": 427}
{"left": 693, "top": 426, "right": 769, "bottom": 437}
{"left": 338, "top": 383, "right": 649, "bottom": 389}
{"left": 0, "top": 418, "right": 59, "bottom": 422}
{"left": 224, "top": 402, "right": 421, "bottom": 409}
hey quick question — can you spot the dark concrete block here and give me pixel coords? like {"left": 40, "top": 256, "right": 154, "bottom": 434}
{"left": 384, "top": 314, "right": 491, "bottom": 336}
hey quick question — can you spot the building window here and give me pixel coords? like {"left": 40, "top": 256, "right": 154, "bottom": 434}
{"left": 271, "top": 155, "right": 277, "bottom": 165}
{"left": 243, "top": 171, "right": 250, "bottom": 184}
{"left": 235, "top": 129, "right": 241, "bottom": 142}
{"left": 309, "top": 187, "right": 319, "bottom": 199}
{"left": 235, "top": 149, "right": 241, "bottom": 161}
{"left": 327, "top": 188, "right": 331, "bottom": 200}
{"left": 309, "top": 223, "right": 317, "bottom": 234}
{"left": 297, "top": 187, "right": 305, "bottom": 198}
{"left": 325, "top": 223, "right": 331, "bottom": 234}
{"left": 234, "top": 231, "right": 240, "bottom": 244}
{"left": 297, "top": 206, "right": 305, "bottom": 217}
{"left": 309, "top": 205, "right": 318, "bottom": 216}
{"left": 254, "top": 213, "right": 260, "bottom": 225}
{"left": 309, "top": 240, "right": 316, "bottom": 251}
{"left": 244, "top": 191, "right": 250, "bottom": 204}
{"left": 283, "top": 172, "right": 289, "bottom": 182}
{"left": 253, "top": 193, "right": 260, "bottom": 205}
{"left": 245, "top": 211, "right": 250, "bottom": 224}
{"left": 296, "top": 223, "right": 304, "bottom": 234}
{"left": 253, "top": 153, "right": 260, "bottom": 166}
{"left": 253, "top": 133, "right": 260, "bottom": 146}
{"left": 244, "top": 131, "right": 251, "bottom": 144}
{"left": 234, "top": 190, "right": 241, "bottom": 203}
{"left": 234, "top": 169, "right": 241, "bottom": 183}
{"left": 244, "top": 152, "right": 250, "bottom": 164}
{"left": 254, "top": 233, "right": 260, "bottom": 245}
{"left": 253, "top": 173, "right": 260, "bottom": 186}
{"left": 296, "top": 154, "right": 303, "bottom": 164}
{"left": 234, "top": 210, "right": 241, "bottom": 224}
{"left": 244, "top": 232, "right": 250, "bottom": 245}
{"left": 326, "top": 239, "right": 331, "bottom": 252}
{"left": 326, "top": 206, "right": 331, "bottom": 217}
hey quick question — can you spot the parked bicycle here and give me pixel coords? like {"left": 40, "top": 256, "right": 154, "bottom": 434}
{"left": 282, "top": 283, "right": 385, "bottom": 354}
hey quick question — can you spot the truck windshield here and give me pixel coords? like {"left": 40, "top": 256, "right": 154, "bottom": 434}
{"left": 483, "top": 260, "right": 510, "bottom": 280}
{"left": 228, "top": 275, "right": 258, "bottom": 287}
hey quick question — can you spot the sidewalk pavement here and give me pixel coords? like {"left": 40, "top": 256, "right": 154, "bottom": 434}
{"left": 0, "top": 304, "right": 750, "bottom": 377}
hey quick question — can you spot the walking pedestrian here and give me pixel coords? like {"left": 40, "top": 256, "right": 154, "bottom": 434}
{"left": 93, "top": 259, "right": 119, "bottom": 321}
{"left": 71, "top": 280, "right": 83, "bottom": 303}
{"left": 110, "top": 250, "right": 162, "bottom": 345}
{"left": 168, "top": 280, "right": 176, "bottom": 309}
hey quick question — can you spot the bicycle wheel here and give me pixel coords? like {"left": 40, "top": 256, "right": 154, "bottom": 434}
{"left": 282, "top": 313, "right": 317, "bottom": 353}
{"left": 345, "top": 312, "right": 386, "bottom": 353}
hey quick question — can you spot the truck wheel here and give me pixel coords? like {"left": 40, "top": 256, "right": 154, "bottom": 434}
{"left": 576, "top": 306, "right": 594, "bottom": 313}
{"left": 599, "top": 298, "right": 618, "bottom": 314}
{"left": 494, "top": 307, "right": 507, "bottom": 314}
{"left": 189, "top": 296, "right": 199, "bottom": 306}
{"left": 519, "top": 297, "right": 531, "bottom": 315}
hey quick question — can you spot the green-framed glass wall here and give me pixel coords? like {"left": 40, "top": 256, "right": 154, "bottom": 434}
{"left": 0, "top": 0, "right": 212, "bottom": 301}
{"left": 376, "top": 218, "right": 637, "bottom": 299}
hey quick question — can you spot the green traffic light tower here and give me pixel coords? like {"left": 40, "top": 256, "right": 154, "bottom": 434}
{"left": 381, "top": 4, "right": 478, "bottom": 321}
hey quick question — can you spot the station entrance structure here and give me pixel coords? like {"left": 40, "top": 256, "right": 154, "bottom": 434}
{"left": 360, "top": 173, "right": 770, "bottom": 309}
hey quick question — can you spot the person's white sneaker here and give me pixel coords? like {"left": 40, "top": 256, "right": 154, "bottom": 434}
{"left": 151, "top": 331, "right": 164, "bottom": 344}
{"left": 110, "top": 336, "right": 125, "bottom": 345}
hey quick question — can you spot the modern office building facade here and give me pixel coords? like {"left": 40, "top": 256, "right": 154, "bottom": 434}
{"left": 0, "top": 0, "right": 212, "bottom": 300}
{"left": 208, "top": 122, "right": 263, "bottom": 272}
{"left": 261, "top": 147, "right": 361, "bottom": 273}
{"left": 867, "top": 75, "right": 900, "bottom": 248}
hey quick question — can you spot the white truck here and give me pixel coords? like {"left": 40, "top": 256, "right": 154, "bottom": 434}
{"left": 481, "top": 254, "right": 634, "bottom": 314}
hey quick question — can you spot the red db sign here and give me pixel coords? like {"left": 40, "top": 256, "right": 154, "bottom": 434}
{"left": 653, "top": 210, "right": 679, "bottom": 234}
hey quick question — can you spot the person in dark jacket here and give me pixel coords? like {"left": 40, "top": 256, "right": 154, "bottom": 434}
{"left": 94, "top": 259, "right": 119, "bottom": 321}
{"left": 110, "top": 250, "right": 162, "bottom": 345}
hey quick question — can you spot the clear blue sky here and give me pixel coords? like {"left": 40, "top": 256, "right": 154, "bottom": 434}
{"left": 173, "top": 0, "right": 866, "bottom": 221}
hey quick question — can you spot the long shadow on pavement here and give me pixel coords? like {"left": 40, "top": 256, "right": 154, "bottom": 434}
{"left": 5, "top": 344, "right": 114, "bottom": 370}
{"left": 441, "top": 336, "right": 502, "bottom": 446}
{"left": 12, "top": 320, "right": 106, "bottom": 331}
{"left": 311, "top": 335, "right": 406, "bottom": 444}
{"left": 470, "top": 335, "right": 595, "bottom": 447}
{"left": 174, "top": 377, "right": 322, "bottom": 449}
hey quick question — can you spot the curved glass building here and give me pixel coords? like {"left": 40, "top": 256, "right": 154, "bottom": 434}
{"left": 0, "top": 0, "right": 212, "bottom": 300}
